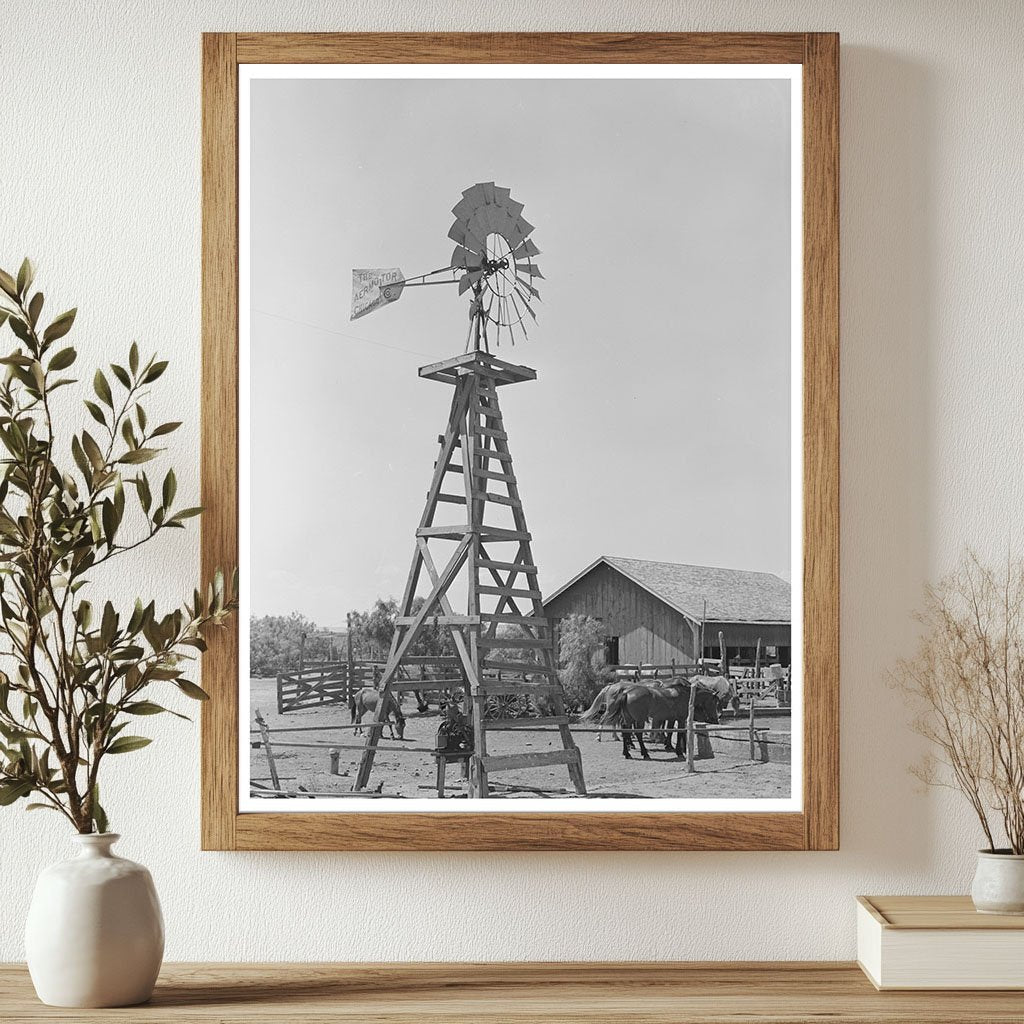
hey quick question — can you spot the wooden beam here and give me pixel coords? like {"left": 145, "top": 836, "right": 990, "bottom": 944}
{"left": 479, "top": 528, "right": 531, "bottom": 542}
{"left": 481, "top": 660, "right": 557, "bottom": 675}
{"left": 473, "top": 468, "right": 517, "bottom": 483}
{"left": 416, "top": 525, "right": 471, "bottom": 538}
{"left": 394, "top": 615, "right": 480, "bottom": 626}
{"left": 477, "top": 558, "right": 538, "bottom": 573}
{"left": 482, "top": 750, "right": 579, "bottom": 772}
{"left": 483, "top": 716, "right": 570, "bottom": 730}
{"left": 480, "top": 613, "right": 549, "bottom": 626}
{"left": 473, "top": 682, "right": 563, "bottom": 696}
{"left": 477, "top": 636, "right": 552, "bottom": 649}
{"left": 478, "top": 585, "right": 542, "bottom": 599}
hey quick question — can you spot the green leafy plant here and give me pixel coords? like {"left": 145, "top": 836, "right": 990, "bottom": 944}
{"left": 0, "top": 259, "right": 236, "bottom": 833}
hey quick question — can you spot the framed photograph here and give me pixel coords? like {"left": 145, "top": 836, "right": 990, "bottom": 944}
{"left": 201, "top": 32, "right": 838, "bottom": 850}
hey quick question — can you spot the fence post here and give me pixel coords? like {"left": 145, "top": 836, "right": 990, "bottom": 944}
{"left": 686, "top": 680, "right": 698, "bottom": 774}
{"left": 329, "top": 748, "right": 340, "bottom": 775}
{"left": 254, "top": 708, "right": 280, "bottom": 790}
{"left": 346, "top": 612, "right": 355, "bottom": 703}
{"left": 750, "top": 637, "right": 762, "bottom": 759}
{"left": 699, "top": 599, "right": 707, "bottom": 669}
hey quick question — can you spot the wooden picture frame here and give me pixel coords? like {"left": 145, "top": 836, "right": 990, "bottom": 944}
{"left": 201, "top": 32, "right": 838, "bottom": 851}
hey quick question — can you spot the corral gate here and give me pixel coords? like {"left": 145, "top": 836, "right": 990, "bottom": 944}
{"left": 276, "top": 656, "right": 466, "bottom": 714}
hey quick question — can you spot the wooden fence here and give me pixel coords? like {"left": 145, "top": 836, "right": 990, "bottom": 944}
{"left": 276, "top": 656, "right": 466, "bottom": 714}
{"left": 610, "top": 662, "right": 791, "bottom": 708}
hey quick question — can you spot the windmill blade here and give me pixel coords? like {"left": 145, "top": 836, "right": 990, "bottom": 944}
{"left": 515, "top": 262, "right": 544, "bottom": 279}
{"left": 481, "top": 181, "right": 496, "bottom": 204}
{"left": 447, "top": 220, "right": 487, "bottom": 254}
{"left": 483, "top": 206, "right": 509, "bottom": 234}
{"left": 458, "top": 268, "right": 485, "bottom": 295}
{"left": 512, "top": 238, "right": 540, "bottom": 260}
{"left": 466, "top": 209, "right": 493, "bottom": 240}
{"left": 450, "top": 246, "right": 481, "bottom": 270}
{"left": 512, "top": 285, "right": 538, "bottom": 321}
{"left": 506, "top": 217, "right": 535, "bottom": 248}
{"left": 489, "top": 210, "right": 517, "bottom": 238}
{"left": 519, "top": 279, "right": 541, "bottom": 301}
{"left": 351, "top": 268, "right": 405, "bottom": 320}
{"left": 459, "top": 183, "right": 487, "bottom": 206}
{"left": 451, "top": 195, "right": 477, "bottom": 222}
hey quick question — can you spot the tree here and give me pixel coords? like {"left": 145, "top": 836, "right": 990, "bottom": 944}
{"left": 487, "top": 622, "right": 535, "bottom": 665}
{"left": 347, "top": 598, "right": 399, "bottom": 661}
{"left": 557, "top": 614, "right": 613, "bottom": 710}
{"left": 409, "top": 596, "right": 456, "bottom": 660}
{"left": 248, "top": 612, "right": 333, "bottom": 677}
{"left": 347, "top": 596, "right": 456, "bottom": 662}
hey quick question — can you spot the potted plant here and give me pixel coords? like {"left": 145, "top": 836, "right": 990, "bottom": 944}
{"left": 0, "top": 260, "right": 236, "bottom": 1005}
{"left": 896, "top": 552, "right": 1024, "bottom": 913}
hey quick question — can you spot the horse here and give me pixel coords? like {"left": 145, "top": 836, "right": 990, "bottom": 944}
{"left": 691, "top": 674, "right": 739, "bottom": 713}
{"left": 579, "top": 681, "right": 629, "bottom": 741}
{"left": 601, "top": 683, "right": 719, "bottom": 759}
{"left": 348, "top": 687, "right": 406, "bottom": 740}
{"left": 650, "top": 682, "right": 720, "bottom": 754}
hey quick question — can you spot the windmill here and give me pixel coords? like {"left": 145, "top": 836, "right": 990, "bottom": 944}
{"left": 349, "top": 183, "right": 586, "bottom": 799}
{"left": 351, "top": 182, "right": 543, "bottom": 351}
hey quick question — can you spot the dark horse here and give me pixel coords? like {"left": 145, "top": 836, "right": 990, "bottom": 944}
{"left": 601, "top": 683, "right": 718, "bottom": 759}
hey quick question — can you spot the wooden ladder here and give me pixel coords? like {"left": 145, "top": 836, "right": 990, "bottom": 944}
{"left": 353, "top": 352, "right": 586, "bottom": 798}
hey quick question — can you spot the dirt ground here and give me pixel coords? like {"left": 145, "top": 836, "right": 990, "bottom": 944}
{"left": 249, "top": 679, "right": 791, "bottom": 800}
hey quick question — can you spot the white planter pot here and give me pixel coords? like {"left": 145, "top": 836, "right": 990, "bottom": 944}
{"left": 25, "top": 833, "right": 164, "bottom": 1007}
{"left": 971, "top": 850, "right": 1024, "bottom": 915}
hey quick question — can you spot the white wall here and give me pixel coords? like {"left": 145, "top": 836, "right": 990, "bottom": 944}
{"left": 2, "top": 0, "right": 1022, "bottom": 961}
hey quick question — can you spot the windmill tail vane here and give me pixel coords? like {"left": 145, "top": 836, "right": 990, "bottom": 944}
{"left": 349, "top": 182, "right": 543, "bottom": 352}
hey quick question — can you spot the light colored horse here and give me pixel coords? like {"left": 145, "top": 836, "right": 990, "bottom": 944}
{"left": 690, "top": 674, "right": 738, "bottom": 712}
{"left": 348, "top": 687, "right": 406, "bottom": 739}
{"left": 579, "top": 681, "right": 629, "bottom": 741}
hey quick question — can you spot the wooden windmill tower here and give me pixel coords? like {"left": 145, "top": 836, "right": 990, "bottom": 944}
{"left": 349, "top": 183, "right": 586, "bottom": 798}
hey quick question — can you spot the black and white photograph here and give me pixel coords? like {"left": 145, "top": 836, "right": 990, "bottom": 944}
{"left": 240, "top": 65, "right": 802, "bottom": 811}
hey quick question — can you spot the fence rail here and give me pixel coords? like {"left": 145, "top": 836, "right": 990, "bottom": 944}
{"left": 276, "top": 661, "right": 377, "bottom": 714}
{"left": 276, "top": 657, "right": 476, "bottom": 714}
{"left": 609, "top": 663, "right": 791, "bottom": 707}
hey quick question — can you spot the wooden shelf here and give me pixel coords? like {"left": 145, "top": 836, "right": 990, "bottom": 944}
{"left": 3, "top": 962, "right": 1024, "bottom": 1022}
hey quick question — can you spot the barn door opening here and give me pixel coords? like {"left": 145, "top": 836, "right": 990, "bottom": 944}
{"left": 603, "top": 636, "right": 620, "bottom": 666}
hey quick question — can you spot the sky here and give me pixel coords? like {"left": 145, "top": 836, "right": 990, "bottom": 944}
{"left": 247, "top": 73, "right": 794, "bottom": 628}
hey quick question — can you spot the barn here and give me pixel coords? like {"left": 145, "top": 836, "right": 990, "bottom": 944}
{"left": 542, "top": 555, "right": 792, "bottom": 668}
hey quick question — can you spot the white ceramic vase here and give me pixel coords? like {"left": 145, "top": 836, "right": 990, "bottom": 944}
{"left": 25, "top": 833, "right": 164, "bottom": 1007}
{"left": 971, "top": 850, "right": 1024, "bottom": 915}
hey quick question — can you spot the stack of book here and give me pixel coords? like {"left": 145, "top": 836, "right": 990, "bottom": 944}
{"left": 857, "top": 895, "right": 1024, "bottom": 990}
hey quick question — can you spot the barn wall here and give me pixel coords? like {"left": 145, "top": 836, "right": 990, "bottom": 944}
{"left": 704, "top": 621, "right": 790, "bottom": 651}
{"left": 545, "top": 563, "right": 698, "bottom": 664}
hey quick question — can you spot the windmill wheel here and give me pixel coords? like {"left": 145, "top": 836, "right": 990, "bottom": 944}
{"left": 448, "top": 182, "right": 543, "bottom": 349}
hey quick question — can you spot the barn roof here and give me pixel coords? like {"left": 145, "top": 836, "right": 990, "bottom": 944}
{"left": 544, "top": 555, "right": 791, "bottom": 624}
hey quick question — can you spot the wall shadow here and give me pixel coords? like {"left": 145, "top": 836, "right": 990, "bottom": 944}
{"left": 837, "top": 46, "right": 937, "bottom": 870}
